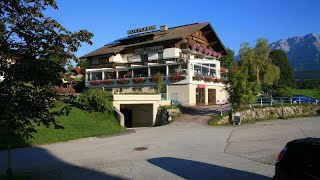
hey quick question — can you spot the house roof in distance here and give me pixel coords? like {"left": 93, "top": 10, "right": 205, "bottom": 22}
{"left": 81, "top": 22, "right": 227, "bottom": 58}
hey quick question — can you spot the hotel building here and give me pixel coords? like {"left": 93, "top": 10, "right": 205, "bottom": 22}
{"left": 81, "top": 22, "right": 229, "bottom": 127}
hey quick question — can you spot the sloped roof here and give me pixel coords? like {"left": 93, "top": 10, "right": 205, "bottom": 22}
{"left": 81, "top": 45, "right": 125, "bottom": 58}
{"left": 81, "top": 22, "right": 227, "bottom": 58}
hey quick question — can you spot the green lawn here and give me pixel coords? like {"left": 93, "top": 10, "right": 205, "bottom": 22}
{"left": 0, "top": 105, "right": 124, "bottom": 149}
{"left": 289, "top": 88, "right": 319, "bottom": 98}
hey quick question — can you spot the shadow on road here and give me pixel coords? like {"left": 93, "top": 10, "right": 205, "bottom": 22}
{"left": 0, "top": 147, "right": 127, "bottom": 180}
{"left": 147, "top": 157, "right": 271, "bottom": 180}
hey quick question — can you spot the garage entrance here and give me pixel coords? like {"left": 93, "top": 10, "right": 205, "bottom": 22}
{"left": 121, "top": 109, "right": 133, "bottom": 127}
{"left": 120, "top": 104, "right": 153, "bottom": 127}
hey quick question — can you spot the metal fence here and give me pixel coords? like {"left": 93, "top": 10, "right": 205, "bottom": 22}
{"left": 250, "top": 97, "right": 319, "bottom": 108}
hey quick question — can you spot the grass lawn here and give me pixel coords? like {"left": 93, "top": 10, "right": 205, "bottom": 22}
{"left": 0, "top": 104, "right": 124, "bottom": 149}
{"left": 289, "top": 88, "right": 319, "bottom": 98}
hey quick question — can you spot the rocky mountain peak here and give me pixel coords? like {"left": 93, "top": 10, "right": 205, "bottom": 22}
{"left": 270, "top": 33, "right": 320, "bottom": 73}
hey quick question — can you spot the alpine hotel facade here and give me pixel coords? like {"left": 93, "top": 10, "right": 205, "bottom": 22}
{"left": 82, "top": 22, "right": 229, "bottom": 106}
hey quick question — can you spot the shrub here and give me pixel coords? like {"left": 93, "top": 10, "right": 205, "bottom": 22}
{"left": 77, "top": 89, "right": 114, "bottom": 113}
{"left": 208, "top": 112, "right": 230, "bottom": 125}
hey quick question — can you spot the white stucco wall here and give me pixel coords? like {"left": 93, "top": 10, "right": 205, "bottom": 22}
{"left": 113, "top": 94, "right": 170, "bottom": 127}
{"left": 167, "top": 84, "right": 190, "bottom": 106}
{"left": 168, "top": 83, "right": 228, "bottom": 106}
{"left": 163, "top": 48, "right": 180, "bottom": 58}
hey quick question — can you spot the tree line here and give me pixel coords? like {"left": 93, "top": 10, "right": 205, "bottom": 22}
{"left": 220, "top": 39, "right": 296, "bottom": 109}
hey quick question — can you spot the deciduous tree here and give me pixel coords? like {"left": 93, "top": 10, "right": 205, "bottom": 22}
{"left": 269, "top": 50, "right": 295, "bottom": 88}
{"left": 0, "top": 0, "right": 93, "bottom": 175}
{"left": 239, "top": 38, "right": 280, "bottom": 85}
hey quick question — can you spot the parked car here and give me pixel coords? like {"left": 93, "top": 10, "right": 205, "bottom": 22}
{"left": 274, "top": 138, "right": 320, "bottom": 180}
{"left": 291, "top": 95, "right": 319, "bottom": 104}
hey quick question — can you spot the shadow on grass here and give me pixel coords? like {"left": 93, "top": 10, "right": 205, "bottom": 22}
{"left": 147, "top": 157, "right": 271, "bottom": 180}
{"left": 0, "top": 146, "right": 126, "bottom": 179}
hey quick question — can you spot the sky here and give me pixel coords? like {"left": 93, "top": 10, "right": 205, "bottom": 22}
{"left": 46, "top": 0, "right": 320, "bottom": 59}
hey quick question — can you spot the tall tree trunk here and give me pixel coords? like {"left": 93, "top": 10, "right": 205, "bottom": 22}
{"left": 6, "top": 134, "right": 13, "bottom": 176}
{"left": 256, "top": 67, "right": 260, "bottom": 83}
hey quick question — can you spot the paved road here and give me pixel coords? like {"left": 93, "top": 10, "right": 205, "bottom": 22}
{"left": 0, "top": 115, "right": 319, "bottom": 179}
{"left": 175, "top": 104, "right": 231, "bottom": 124}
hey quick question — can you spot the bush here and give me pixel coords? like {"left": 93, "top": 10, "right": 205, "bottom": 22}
{"left": 77, "top": 89, "right": 114, "bottom": 113}
{"left": 208, "top": 112, "right": 230, "bottom": 125}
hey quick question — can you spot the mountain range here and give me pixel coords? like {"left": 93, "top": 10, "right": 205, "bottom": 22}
{"left": 270, "top": 33, "right": 320, "bottom": 79}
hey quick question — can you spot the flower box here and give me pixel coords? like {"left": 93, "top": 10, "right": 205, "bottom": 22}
{"left": 169, "top": 74, "right": 186, "bottom": 82}
{"left": 117, "top": 78, "right": 129, "bottom": 85}
{"left": 193, "top": 75, "right": 204, "bottom": 81}
{"left": 102, "top": 79, "right": 114, "bottom": 85}
{"left": 90, "top": 80, "right": 101, "bottom": 86}
{"left": 132, "top": 77, "right": 146, "bottom": 84}
{"left": 149, "top": 76, "right": 166, "bottom": 83}
{"left": 202, "top": 76, "right": 213, "bottom": 83}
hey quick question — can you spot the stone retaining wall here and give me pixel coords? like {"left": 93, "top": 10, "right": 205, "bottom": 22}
{"left": 218, "top": 105, "right": 319, "bottom": 125}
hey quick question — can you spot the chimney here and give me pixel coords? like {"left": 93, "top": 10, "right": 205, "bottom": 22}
{"left": 160, "top": 25, "right": 168, "bottom": 31}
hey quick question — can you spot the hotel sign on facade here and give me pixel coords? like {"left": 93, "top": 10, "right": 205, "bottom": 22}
{"left": 127, "top": 25, "right": 156, "bottom": 35}
{"left": 134, "top": 46, "right": 163, "bottom": 56}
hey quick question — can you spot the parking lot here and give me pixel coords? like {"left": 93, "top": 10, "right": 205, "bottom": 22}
{"left": 0, "top": 116, "right": 319, "bottom": 179}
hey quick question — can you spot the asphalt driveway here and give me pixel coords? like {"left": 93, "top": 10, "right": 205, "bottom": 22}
{"left": 0, "top": 116, "right": 319, "bottom": 179}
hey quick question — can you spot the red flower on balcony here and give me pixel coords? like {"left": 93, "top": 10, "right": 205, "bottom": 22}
{"left": 102, "top": 79, "right": 114, "bottom": 85}
{"left": 90, "top": 80, "right": 101, "bottom": 86}
{"left": 204, "top": 76, "right": 215, "bottom": 83}
{"left": 132, "top": 77, "right": 146, "bottom": 84}
{"left": 169, "top": 74, "right": 186, "bottom": 82}
{"left": 117, "top": 78, "right": 129, "bottom": 85}
{"left": 213, "top": 78, "right": 220, "bottom": 83}
{"left": 149, "top": 76, "right": 166, "bottom": 83}
{"left": 193, "top": 74, "right": 204, "bottom": 81}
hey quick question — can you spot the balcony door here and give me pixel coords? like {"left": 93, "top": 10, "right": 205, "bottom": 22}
{"left": 196, "top": 88, "right": 205, "bottom": 105}
{"left": 208, "top": 89, "right": 216, "bottom": 104}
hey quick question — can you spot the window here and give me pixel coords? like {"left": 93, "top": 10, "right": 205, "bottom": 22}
{"left": 99, "top": 57, "right": 109, "bottom": 64}
{"left": 92, "top": 72, "right": 102, "bottom": 80}
{"left": 91, "top": 59, "right": 99, "bottom": 65}
{"left": 182, "top": 53, "right": 188, "bottom": 59}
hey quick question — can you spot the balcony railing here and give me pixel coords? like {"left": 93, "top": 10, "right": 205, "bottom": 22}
{"left": 89, "top": 58, "right": 183, "bottom": 69}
